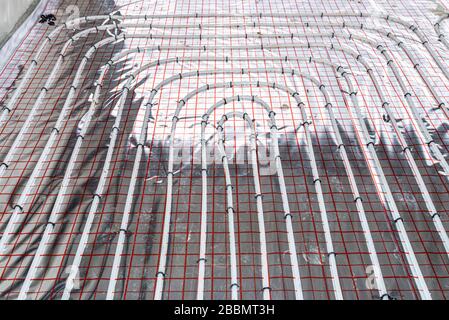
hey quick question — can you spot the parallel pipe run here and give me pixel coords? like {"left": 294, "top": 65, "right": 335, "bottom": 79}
{"left": 213, "top": 114, "right": 239, "bottom": 300}
{"left": 365, "top": 46, "right": 449, "bottom": 256}
{"left": 9, "top": 28, "right": 444, "bottom": 298}
{"left": 336, "top": 68, "right": 432, "bottom": 300}
{"left": 293, "top": 95, "right": 344, "bottom": 300}
{"left": 215, "top": 108, "right": 271, "bottom": 299}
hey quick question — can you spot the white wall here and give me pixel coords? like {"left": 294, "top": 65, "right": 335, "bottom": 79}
{"left": 0, "top": 0, "right": 36, "bottom": 42}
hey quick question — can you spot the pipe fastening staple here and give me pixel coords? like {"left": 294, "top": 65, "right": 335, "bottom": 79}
{"left": 226, "top": 184, "right": 233, "bottom": 190}
{"left": 431, "top": 213, "right": 441, "bottom": 219}
{"left": 393, "top": 217, "right": 403, "bottom": 224}
{"left": 349, "top": 92, "right": 357, "bottom": 96}
{"left": 156, "top": 271, "right": 166, "bottom": 277}
{"left": 254, "top": 194, "right": 263, "bottom": 200}
{"left": 387, "top": 59, "right": 393, "bottom": 66}
{"left": 327, "top": 252, "right": 337, "bottom": 257}
{"left": 201, "top": 168, "right": 208, "bottom": 174}
{"left": 197, "top": 258, "right": 207, "bottom": 263}
{"left": 222, "top": 114, "right": 228, "bottom": 121}
{"left": 31, "top": 59, "right": 38, "bottom": 65}
{"left": 0, "top": 162, "right": 9, "bottom": 169}
{"left": 112, "top": 126, "right": 120, "bottom": 133}
{"left": 325, "top": 103, "right": 332, "bottom": 108}
{"left": 93, "top": 193, "right": 102, "bottom": 200}
{"left": 404, "top": 92, "right": 412, "bottom": 98}
{"left": 77, "top": 133, "right": 85, "bottom": 140}
{"left": 426, "top": 140, "right": 434, "bottom": 146}
{"left": 366, "top": 141, "right": 375, "bottom": 147}
{"left": 268, "top": 111, "right": 276, "bottom": 118}
{"left": 70, "top": 85, "right": 77, "bottom": 91}
{"left": 337, "top": 143, "right": 344, "bottom": 150}
{"left": 223, "top": 98, "right": 227, "bottom": 105}
{"left": 380, "top": 294, "right": 393, "bottom": 300}
{"left": 284, "top": 213, "right": 293, "bottom": 219}
{"left": 230, "top": 283, "right": 240, "bottom": 289}
{"left": 313, "top": 178, "right": 321, "bottom": 184}
{"left": 51, "top": 127, "right": 60, "bottom": 134}
{"left": 172, "top": 115, "right": 179, "bottom": 122}
{"left": 382, "top": 102, "right": 389, "bottom": 108}
{"left": 47, "top": 221, "right": 56, "bottom": 228}
{"left": 270, "top": 124, "right": 278, "bottom": 130}
{"left": 217, "top": 125, "right": 224, "bottom": 132}
{"left": 354, "top": 196, "right": 362, "bottom": 202}
{"left": 413, "top": 63, "right": 420, "bottom": 69}
{"left": 151, "top": 88, "right": 158, "bottom": 94}
{"left": 438, "top": 102, "right": 445, "bottom": 109}
{"left": 402, "top": 146, "right": 412, "bottom": 153}
{"left": 13, "top": 204, "right": 24, "bottom": 211}
{"left": 226, "top": 207, "right": 235, "bottom": 214}
{"left": 42, "top": 86, "right": 49, "bottom": 92}
{"left": 119, "top": 228, "right": 129, "bottom": 233}
{"left": 262, "top": 287, "right": 272, "bottom": 292}
{"left": 2, "top": 106, "right": 11, "bottom": 112}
